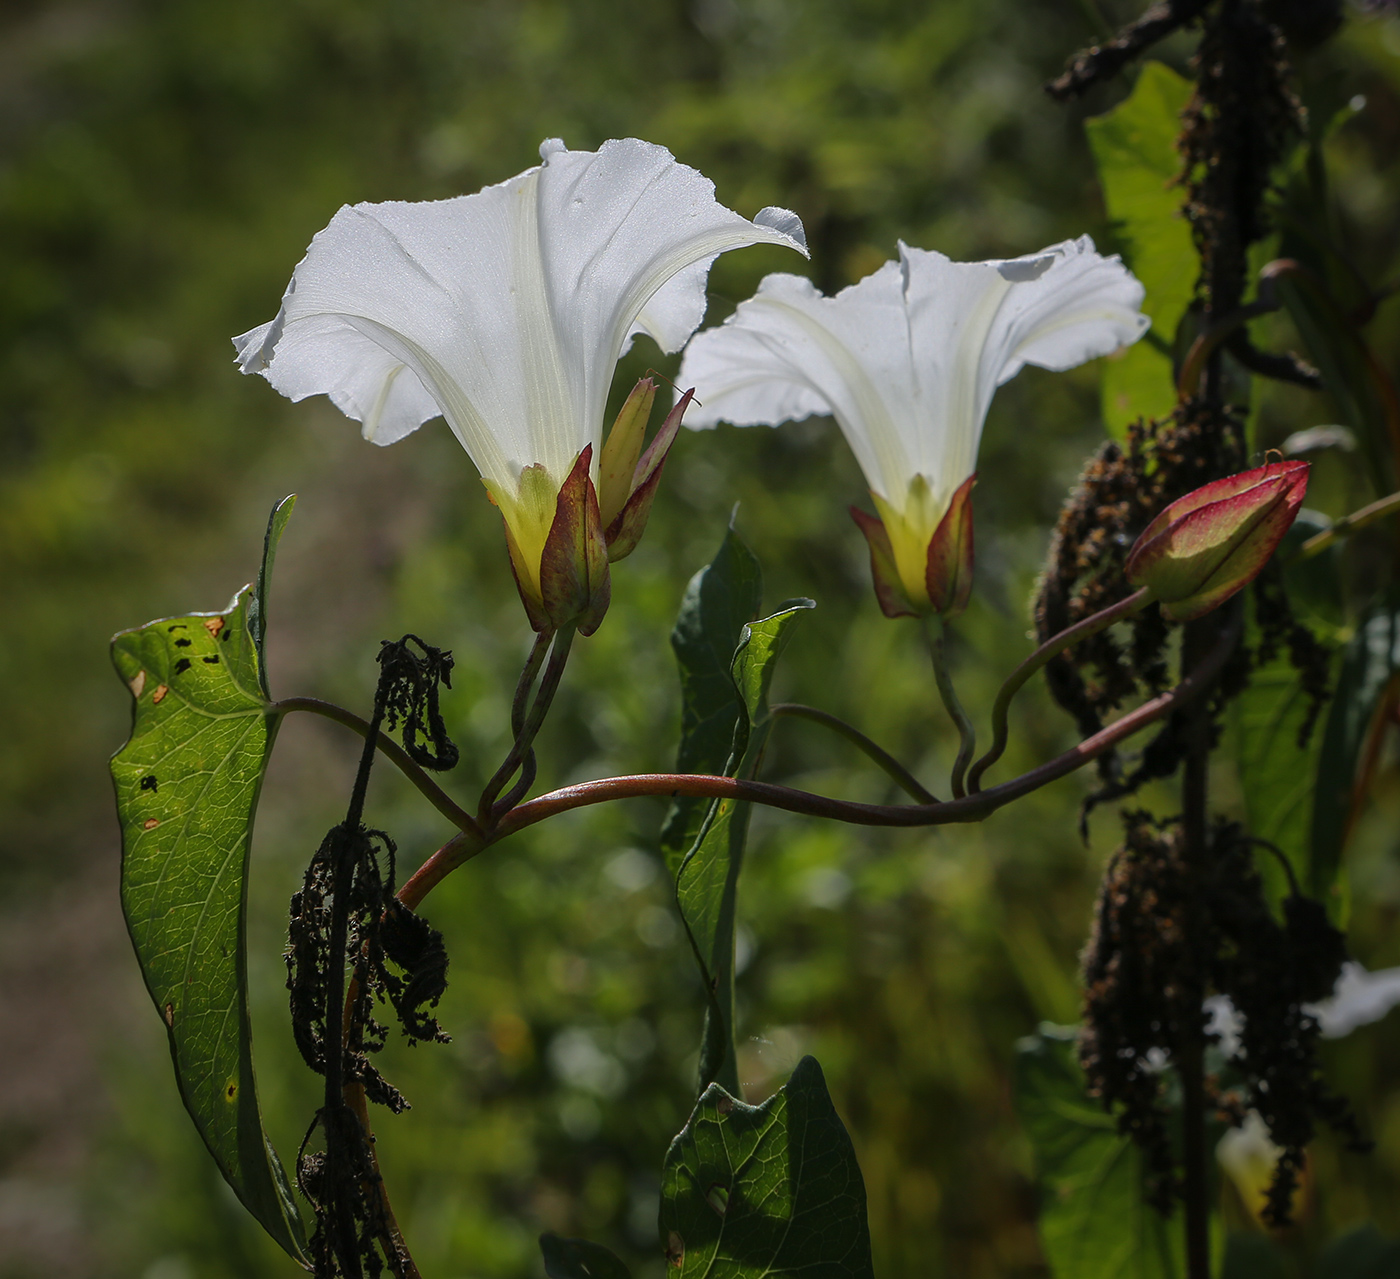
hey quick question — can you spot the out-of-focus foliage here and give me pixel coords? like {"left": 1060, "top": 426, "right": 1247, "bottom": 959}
{"left": 1086, "top": 59, "right": 1196, "bottom": 437}
{"left": 5, "top": 2, "right": 1400, "bottom": 1278}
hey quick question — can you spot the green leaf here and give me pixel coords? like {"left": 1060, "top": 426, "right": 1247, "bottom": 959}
{"left": 1085, "top": 60, "right": 1197, "bottom": 437}
{"left": 1015, "top": 1027, "right": 1184, "bottom": 1279}
{"left": 1233, "top": 641, "right": 1333, "bottom": 903}
{"left": 111, "top": 496, "right": 307, "bottom": 1264}
{"left": 1310, "top": 586, "right": 1400, "bottom": 905}
{"left": 539, "top": 1233, "right": 633, "bottom": 1279}
{"left": 676, "top": 597, "right": 813, "bottom": 1095}
{"left": 659, "top": 516, "right": 764, "bottom": 876}
{"left": 1221, "top": 1232, "right": 1291, "bottom": 1279}
{"left": 659, "top": 1056, "right": 873, "bottom": 1279}
{"left": 1318, "top": 1225, "right": 1400, "bottom": 1279}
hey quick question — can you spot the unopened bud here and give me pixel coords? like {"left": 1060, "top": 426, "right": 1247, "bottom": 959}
{"left": 1126, "top": 460, "right": 1309, "bottom": 622}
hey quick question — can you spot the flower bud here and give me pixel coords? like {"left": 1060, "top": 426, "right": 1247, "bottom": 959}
{"left": 1126, "top": 460, "right": 1309, "bottom": 622}
{"left": 496, "top": 445, "right": 611, "bottom": 636}
{"left": 850, "top": 474, "right": 976, "bottom": 620}
{"left": 600, "top": 382, "right": 694, "bottom": 564}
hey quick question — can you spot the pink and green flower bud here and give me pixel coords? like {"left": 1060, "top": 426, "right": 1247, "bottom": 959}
{"left": 599, "top": 380, "right": 694, "bottom": 564}
{"left": 850, "top": 474, "right": 977, "bottom": 620}
{"left": 1125, "top": 460, "right": 1309, "bottom": 622}
{"left": 495, "top": 445, "right": 611, "bottom": 636}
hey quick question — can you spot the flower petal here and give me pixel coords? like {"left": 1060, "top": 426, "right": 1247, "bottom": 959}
{"left": 983, "top": 235, "right": 1150, "bottom": 387}
{"left": 1307, "top": 962, "right": 1400, "bottom": 1038}
{"left": 234, "top": 138, "right": 806, "bottom": 497}
{"left": 681, "top": 237, "right": 1147, "bottom": 532}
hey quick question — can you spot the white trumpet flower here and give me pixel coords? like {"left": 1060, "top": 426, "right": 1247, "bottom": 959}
{"left": 679, "top": 237, "right": 1148, "bottom": 616}
{"left": 234, "top": 137, "right": 806, "bottom": 633}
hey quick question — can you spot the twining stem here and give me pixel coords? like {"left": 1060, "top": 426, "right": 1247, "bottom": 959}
{"left": 478, "top": 627, "right": 576, "bottom": 823}
{"left": 477, "top": 611, "right": 1242, "bottom": 843}
{"left": 511, "top": 631, "right": 552, "bottom": 737}
{"left": 273, "top": 697, "right": 482, "bottom": 839}
{"left": 924, "top": 617, "right": 976, "bottom": 799}
{"left": 769, "top": 703, "right": 938, "bottom": 804}
{"left": 1293, "top": 489, "right": 1400, "bottom": 560}
{"left": 967, "top": 586, "right": 1152, "bottom": 793}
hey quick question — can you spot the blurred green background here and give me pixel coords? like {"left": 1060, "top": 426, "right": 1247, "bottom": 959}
{"left": 4, "top": 1, "right": 1400, "bottom": 1276}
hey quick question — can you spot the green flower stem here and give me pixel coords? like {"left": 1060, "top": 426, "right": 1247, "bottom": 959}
{"left": 966, "top": 585, "right": 1152, "bottom": 793}
{"left": 769, "top": 703, "right": 938, "bottom": 804}
{"left": 478, "top": 626, "right": 576, "bottom": 824}
{"left": 1292, "top": 489, "right": 1400, "bottom": 560}
{"left": 273, "top": 696, "right": 482, "bottom": 838}
{"left": 924, "top": 617, "right": 976, "bottom": 799}
{"left": 510, "top": 630, "right": 552, "bottom": 736}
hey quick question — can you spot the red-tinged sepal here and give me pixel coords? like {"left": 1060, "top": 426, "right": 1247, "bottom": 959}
{"left": 1126, "top": 460, "right": 1309, "bottom": 622}
{"left": 537, "top": 445, "right": 612, "bottom": 636}
{"left": 925, "top": 474, "right": 976, "bottom": 617}
{"left": 598, "top": 377, "right": 658, "bottom": 531}
{"left": 850, "top": 505, "right": 920, "bottom": 619}
{"left": 604, "top": 388, "right": 694, "bottom": 563}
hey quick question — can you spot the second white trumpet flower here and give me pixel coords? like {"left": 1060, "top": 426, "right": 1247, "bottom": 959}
{"left": 679, "top": 236, "right": 1149, "bottom": 617}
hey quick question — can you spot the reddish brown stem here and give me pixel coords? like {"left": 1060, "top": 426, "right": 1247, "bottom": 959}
{"left": 393, "top": 612, "right": 1242, "bottom": 909}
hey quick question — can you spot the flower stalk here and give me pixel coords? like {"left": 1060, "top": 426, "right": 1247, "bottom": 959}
{"left": 925, "top": 618, "right": 977, "bottom": 800}
{"left": 968, "top": 586, "right": 1152, "bottom": 792}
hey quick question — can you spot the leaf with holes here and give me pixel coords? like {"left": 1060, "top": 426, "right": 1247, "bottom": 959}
{"left": 660, "top": 1056, "right": 873, "bottom": 1279}
{"left": 673, "top": 579, "right": 812, "bottom": 1096}
{"left": 111, "top": 496, "right": 307, "bottom": 1263}
{"left": 1085, "top": 60, "right": 1196, "bottom": 437}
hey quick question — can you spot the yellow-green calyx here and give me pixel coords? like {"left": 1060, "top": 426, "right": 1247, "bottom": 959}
{"left": 852, "top": 473, "right": 976, "bottom": 619}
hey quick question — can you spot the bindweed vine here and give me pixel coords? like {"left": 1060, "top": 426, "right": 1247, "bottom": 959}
{"left": 107, "top": 4, "right": 1400, "bottom": 1276}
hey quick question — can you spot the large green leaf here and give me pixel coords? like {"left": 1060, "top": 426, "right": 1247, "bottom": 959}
{"left": 1085, "top": 60, "right": 1197, "bottom": 437}
{"left": 1318, "top": 1225, "right": 1400, "bottom": 1279}
{"left": 1016, "top": 1027, "right": 1184, "bottom": 1279}
{"left": 675, "top": 596, "right": 813, "bottom": 1095}
{"left": 659, "top": 519, "right": 765, "bottom": 876}
{"left": 1233, "top": 645, "right": 1333, "bottom": 903}
{"left": 659, "top": 1056, "right": 873, "bottom": 1279}
{"left": 111, "top": 496, "right": 307, "bottom": 1264}
{"left": 1310, "top": 587, "right": 1400, "bottom": 905}
{"left": 539, "top": 1233, "right": 632, "bottom": 1279}
{"left": 1221, "top": 1232, "right": 1290, "bottom": 1279}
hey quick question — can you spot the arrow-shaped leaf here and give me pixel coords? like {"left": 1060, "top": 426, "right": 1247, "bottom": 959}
{"left": 659, "top": 520, "right": 764, "bottom": 876}
{"left": 111, "top": 496, "right": 308, "bottom": 1263}
{"left": 659, "top": 1056, "right": 873, "bottom": 1279}
{"left": 674, "top": 580, "right": 812, "bottom": 1096}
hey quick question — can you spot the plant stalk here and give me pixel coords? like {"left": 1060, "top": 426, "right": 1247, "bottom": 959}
{"left": 770, "top": 703, "right": 938, "bottom": 803}
{"left": 968, "top": 586, "right": 1152, "bottom": 792}
{"left": 925, "top": 617, "right": 976, "bottom": 799}
{"left": 478, "top": 627, "right": 575, "bottom": 823}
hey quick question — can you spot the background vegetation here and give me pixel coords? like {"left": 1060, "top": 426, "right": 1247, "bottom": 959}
{"left": 3, "top": 1, "right": 1400, "bottom": 1276}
